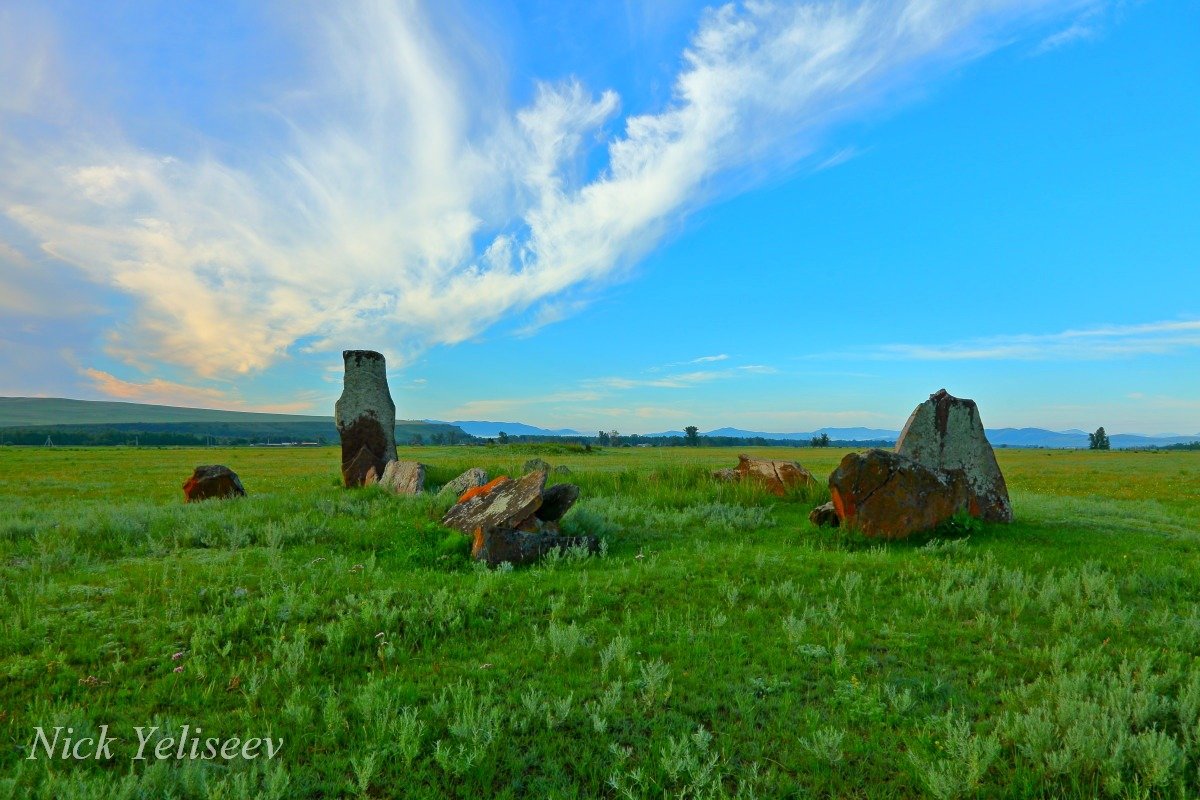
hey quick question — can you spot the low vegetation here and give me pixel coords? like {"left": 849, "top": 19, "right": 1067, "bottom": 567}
{"left": 0, "top": 446, "right": 1198, "bottom": 798}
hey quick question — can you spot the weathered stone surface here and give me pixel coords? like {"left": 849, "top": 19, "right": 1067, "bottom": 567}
{"left": 335, "top": 350, "right": 397, "bottom": 487}
{"left": 895, "top": 389, "right": 1013, "bottom": 523}
{"left": 438, "top": 467, "right": 489, "bottom": 497}
{"left": 735, "top": 454, "right": 816, "bottom": 496}
{"left": 829, "top": 449, "right": 972, "bottom": 539}
{"left": 441, "top": 471, "right": 546, "bottom": 535}
{"left": 182, "top": 465, "right": 246, "bottom": 502}
{"left": 536, "top": 483, "right": 580, "bottom": 522}
{"left": 471, "top": 527, "right": 599, "bottom": 568}
{"left": 459, "top": 476, "right": 508, "bottom": 504}
{"left": 380, "top": 460, "right": 425, "bottom": 495}
{"left": 523, "top": 458, "right": 551, "bottom": 474}
{"left": 712, "top": 467, "right": 739, "bottom": 482}
{"left": 809, "top": 501, "right": 840, "bottom": 528}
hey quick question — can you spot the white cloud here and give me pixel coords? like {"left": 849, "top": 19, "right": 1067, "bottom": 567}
{"left": 81, "top": 367, "right": 321, "bottom": 412}
{"left": 860, "top": 319, "right": 1200, "bottom": 361}
{"left": 1, "top": 0, "right": 1107, "bottom": 380}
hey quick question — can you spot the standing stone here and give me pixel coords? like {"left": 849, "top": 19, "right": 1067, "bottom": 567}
{"left": 380, "top": 460, "right": 425, "bottom": 495}
{"left": 335, "top": 350, "right": 397, "bottom": 487}
{"left": 895, "top": 389, "right": 1013, "bottom": 522}
{"left": 182, "top": 465, "right": 246, "bottom": 502}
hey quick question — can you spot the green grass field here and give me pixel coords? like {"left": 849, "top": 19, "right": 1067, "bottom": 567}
{"left": 1, "top": 445, "right": 1199, "bottom": 798}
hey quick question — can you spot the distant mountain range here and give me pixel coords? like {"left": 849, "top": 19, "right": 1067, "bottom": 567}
{"left": 3, "top": 397, "right": 1196, "bottom": 449}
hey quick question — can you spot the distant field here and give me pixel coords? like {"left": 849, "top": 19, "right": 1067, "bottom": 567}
{"left": 1, "top": 445, "right": 1199, "bottom": 798}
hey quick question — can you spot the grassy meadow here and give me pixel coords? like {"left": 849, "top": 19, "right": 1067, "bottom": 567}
{"left": 1, "top": 444, "right": 1199, "bottom": 798}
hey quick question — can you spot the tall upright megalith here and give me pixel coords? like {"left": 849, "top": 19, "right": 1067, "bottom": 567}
{"left": 895, "top": 388, "right": 1013, "bottom": 522}
{"left": 335, "top": 350, "right": 397, "bottom": 487}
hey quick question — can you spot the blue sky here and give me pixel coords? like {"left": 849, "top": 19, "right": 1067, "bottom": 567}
{"left": 1, "top": 0, "right": 1197, "bottom": 434}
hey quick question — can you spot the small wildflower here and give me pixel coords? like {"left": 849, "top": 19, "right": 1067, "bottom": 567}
{"left": 375, "top": 631, "right": 385, "bottom": 639}
{"left": 635, "top": 553, "right": 645, "bottom": 560}
{"left": 226, "top": 675, "right": 241, "bottom": 692}
{"left": 173, "top": 665, "right": 184, "bottom": 674}
{"left": 311, "top": 557, "right": 327, "bottom": 565}
{"left": 171, "top": 651, "right": 185, "bottom": 661}
{"left": 350, "top": 564, "right": 365, "bottom": 573}
{"left": 479, "top": 663, "right": 494, "bottom": 670}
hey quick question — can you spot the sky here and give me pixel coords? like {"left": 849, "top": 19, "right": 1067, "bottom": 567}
{"left": 1, "top": 0, "right": 1197, "bottom": 435}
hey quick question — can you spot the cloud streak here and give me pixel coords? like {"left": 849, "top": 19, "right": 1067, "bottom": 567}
{"left": 860, "top": 320, "right": 1200, "bottom": 361}
{"left": 1, "top": 0, "right": 1106, "bottom": 381}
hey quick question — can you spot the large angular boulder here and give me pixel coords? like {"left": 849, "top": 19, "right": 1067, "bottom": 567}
{"left": 471, "top": 527, "right": 600, "bottom": 568}
{"left": 183, "top": 465, "right": 246, "bottom": 502}
{"left": 895, "top": 389, "right": 1013, "bottom": 522}
{"left": 828, "top": 449, "right": 972, "bottom": 539}
{"left": 536, "top": 483, "right": 580, "bottom": 522}
{"left": 438, "top": 467, "right": 489, "bottom": 497}
{"left": 734, "top": 454, "right": 816, "bottom": 496}
{"left": 335, "top": 350, "right": 397, "bottom": 488}
{"left": 441, "top": 471, "right": 546, "bottom": 536}
{"left": 379, "top": 460, "right": 425, "bottom": 495}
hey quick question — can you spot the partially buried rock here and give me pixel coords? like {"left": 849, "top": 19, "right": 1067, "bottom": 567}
{"left": 711, "top": 467, "right": 739, "bottom": 483}
{"left": 379, "top": 460, "right": 425, "bottom": 495}
{"left": 809, "top": 501, "right": 839, "bottom": 528}
{"left": 895, "top": 389, "right": 1013, "bottom": 523}
{"left": 471, "top": 527, "right": 599, "bottom": 568}
{"left": 335, "top": 350, "right": 397, "bottom": 488}
{"left": 523, "top": 457, "right": 551, "bottom": 474}
{"left": 438, "top": 467, "right": 488, "bottom": 497}
{"left": 441, "top": 471, "right": 546, "bottom": 535}
{"left": 735, "top": 454, "right": 816, "bottom": 496}
{"left": 828, "top": 449, "right": 971, "bottom": 539}
{"left": 536, "top": 483, "right": 580, "bottom": 522}
{"left": 183, "top": 465, "right": 246, "bottom": 503}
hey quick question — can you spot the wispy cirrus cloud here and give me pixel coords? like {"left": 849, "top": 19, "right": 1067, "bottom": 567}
{"left": 853, "top": 319, "right": 1200, "bottom": 361}
{"left": 81, "top": 368, "right": 320, "bottom": 412}
{"left": 1, "top": 0, "right": 1109, "bottom": 384}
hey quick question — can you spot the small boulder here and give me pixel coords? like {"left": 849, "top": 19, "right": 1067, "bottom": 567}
{"left": 895, "top": 389, "right": 1013, "bottom": 523}
{"left": 711, "top": 467, "right": 739, "bottom": 483}
{"left": 523, "top": 457, "right": 552, "bottom": 474}
{"left": 536, "top": 483, "right": 580, "bottom": 522}
{"left": 183, "top": 465, "right": 246, "bottom": 502}
{"left": 828, "top": 449, "right": 971, "bottom": 539}
{"left": 441, "top": 471, "right": 546, "bottom": 535}
{"left": 809, "top": 501, "right": 840, "bottom": 528}
{"left": 471, "top": 527, "right": 599, "bottom": 568}
{"left": 735, "top": 454, "right": 816, "bottom": 496}
{"left": 438, "top": 467, "right": 489, "bottom": 497}
{"left": 379, "top": 460, "right": 425, "bottom": 495}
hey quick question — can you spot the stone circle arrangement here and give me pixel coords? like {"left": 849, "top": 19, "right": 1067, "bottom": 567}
{"left": 180, "top": 348, "right": 1014, "bottom": 564}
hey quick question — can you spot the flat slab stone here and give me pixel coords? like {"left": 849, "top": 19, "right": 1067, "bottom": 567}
{"left": 441, "top": 471, "right": 546, "bottom": 535}
{"left": 895, "top": 389, "right": 1013, "bottom": 523}
{"left": 380, "top": 460, "right": 425, "bottom": 495}
{"left": 183, "top": 465, "right": 246, "bottom": 502}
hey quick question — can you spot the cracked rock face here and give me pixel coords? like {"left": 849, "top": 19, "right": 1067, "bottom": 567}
{"left": 335, "top": 350, "right": 397, "bottom": 487}
{"left": 829, "top": 449, "right": 972, "bottom": 539}
{"left": 735, "top": 454, "right": 815, "bottom": 496}
{"left": 895, "top": 389, "right": 1013, "bottom": 523}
